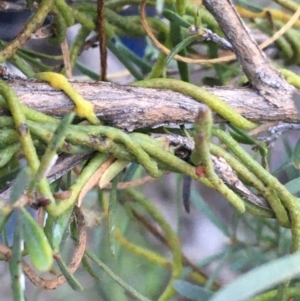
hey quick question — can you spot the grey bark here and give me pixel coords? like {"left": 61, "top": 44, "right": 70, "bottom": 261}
{"left": 0, "top": 78, "right": 298, "bottom": 131}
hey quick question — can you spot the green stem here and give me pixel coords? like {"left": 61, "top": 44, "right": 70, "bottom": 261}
{"left": 212, "top": 128, "right": 300, "bottom": 252}
{"left": 0, "top": 0, "right": 54, "bottom": 62}
{"left": 106, "top": 0, "right": 155, "bottom": 10}
{"left": 55, "top": 0, "right": 74, "bottom": 27}
{"left": 85, "top": 249, "right": 152, "bottom": 301}
{"left": 27, "top": 120, "right": 86, "bottom": 154}
{"left": 48, "top": 6, "right": 67, "bottom": 45}
{"left": 75, "top": 61, "right": 100, "bottom": 80}
{"left": 0, "top": 116, "right": 14, "bottom": 127}
{"left": 8, "top": 53, "right": 35, "bottom": 77}
{"left": 0, "top": 143, "right": 20, "bottom": 168}
{"left": 27, "top": 112, "right": 75, "bottom": 194}
{"left": 210, "top": 144, "right": 280, "bottom": 219}
{"left": 191, "top": 108, "right": 245, "bottom": 213}
{"left": 0, "top": 80, "right": 57, "bottom": 210}
{"left": 69, "top": 27, "right": 91, "bottom": 71}
{"left": 9, "top": 212, "right": 25, "bottom": 301}
{"left": 105, "top": 8, "right": 147, "bottom": 36}
{"left": 0, "top": 128, "right": 19, "bottom": 145}
{"left": 280, "top": 68, "right": 300, "bottom": 88}
{"left": 126, "top": 189, "right": 183, "bottom": 301}
{"left": 115, "top": 228, "right": 171, "bottom": 268}
{"left": 71, "top": 6, "right": 96, "bottom": 30}
{"left": 250, "top": 286, "right": 300, "bottom": 301}
{"left": 271, "top": 0, "right": 298, "bottom": 12}
{"left": 70, "top": 124, "right": 162, "bottom": 177}
{"left": 133, "top": 79, "right": 257, "bottom": 130}
{"left": 28, "top": 121, "right": 134, "bottom": 159}
{"left": 147, "top": 51, "right": 167, "bottom": 79}
{"left": 54, "top": 153, "right": 109, "bottom": 215}
{"left": 107, "top": 40, "right": 144, "bottom": 80}
{"left": 17, "top": 51, "right": 53, "bottom": 72}
{"left": 130, "top": 132, "right": 212, "bottom": 186}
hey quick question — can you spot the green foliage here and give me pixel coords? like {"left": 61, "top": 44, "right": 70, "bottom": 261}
{"left": 21, "top": 208, "right": 53, "bottom": 271}
{"left": 173, "top": 280, "right": 213, "bottom": 300}
{"left": 1, "top": 0, "right": 300, "bottom": 301}
{"left": 211, "top": 252, "right": 300, "bottom": 301}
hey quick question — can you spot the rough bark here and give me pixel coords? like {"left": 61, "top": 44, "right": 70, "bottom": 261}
{"left": 0, "top": 78, "right": 298, "bottom": 131}
{"left": 202, "top": 0, "right": 295, "bottom": 107}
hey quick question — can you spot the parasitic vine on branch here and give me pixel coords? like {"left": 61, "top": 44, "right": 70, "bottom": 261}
{"left": 0, "top": 75, "right": 299, "bottom": 131}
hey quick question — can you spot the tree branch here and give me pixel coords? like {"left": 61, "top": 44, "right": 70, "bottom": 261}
{"left": 0, "top": 78, "right": 298, "bottom": 131}
{"left": 202, "top": 0, "right": 294, "bottom": 107}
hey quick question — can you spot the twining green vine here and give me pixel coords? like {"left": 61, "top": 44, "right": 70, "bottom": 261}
{"left": 2, "top": 0, "right": 300, "bottom": 300}
{"left": 0, "top": 0, "right": 54, "bottom": 62}
{"left": 0, "top": 80, "right": 57, "bottom": 209}
{"left": 133, "top": 79, "right": 257, "bottom": 130}
{"left": 191, "top": 107, "right": 245, "bottom": 213}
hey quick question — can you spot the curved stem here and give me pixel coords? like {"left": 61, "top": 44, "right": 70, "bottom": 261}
{"left": 0, "top": 0, "right": 54, "bottom": 63}
{"left": 133, "top": 78, "right": 257, "bottom": 130}
{"left": 213, "top": 128, "right": 300, "bottom": 252}
{"left": 126, "top": 189, "right": 183, "bottom": 301}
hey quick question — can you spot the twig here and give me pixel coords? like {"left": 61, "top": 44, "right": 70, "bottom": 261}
{"left": 97, "top": 0, "right": 107, "bottom": 81}
{"left": 156, "top": 133, "right": 271, "bottom": 210}
{"left": 140, "top": 0, "right": 300, "bottom": 68}
{"left": 77, "top": 156, "right": 115, "bottom": 206}
{"left": 61, "top": 39, "right": 72, "bottom": 79}
{"left": 202, "top": 0, "right": 294, "bottom": 106}
{"left": 140, "top": 0, "right": 233, "bottom": 64}
{"left": 0, "top": 0, "right": 54, "bottom": 63}
{"left": 189, "top": 25, "right": 233, "bottom": 50}
{"left": 1, "top": 77, "right": 299, "bottom": 128}
{"left": 260, "top": 122, "right": 300, "bottom": 144}
{"left": 0, "top": 153, "right": 93, "bottom": 200}
{"left": 0, "top": 207, "right": 86, "bottom": 290}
